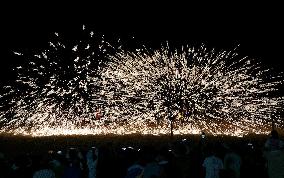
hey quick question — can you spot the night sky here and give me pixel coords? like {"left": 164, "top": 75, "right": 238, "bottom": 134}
{"left": 1, "top": 6, "right": 283, "bottom": 84}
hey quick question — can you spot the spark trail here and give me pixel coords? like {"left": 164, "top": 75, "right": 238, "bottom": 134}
{"left": 0, "top": 27, "right": 283, "bottom": 136}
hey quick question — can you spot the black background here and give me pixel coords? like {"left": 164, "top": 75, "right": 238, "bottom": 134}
{"left": 1, "top": 4, "right": 283, "bottom": 83}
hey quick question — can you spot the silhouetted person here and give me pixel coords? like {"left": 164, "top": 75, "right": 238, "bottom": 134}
{"left": 263, "top": 130, "right": 284, "bottom": 178}
{"left": 264, "top": 130, "right": 284, "bottom": 152}
{"left": 202, "top": 143, "right": 224, "bottom": 178}
{"left": 171, "top": 142, "right": 192, "bottom": 178}
{"left": 10, "top": 154, "right": 33, "bottom": 178}
{"left": 223, "top": 144, "right": 242, "bottom": 178}
{"left": 86, "top": 146, "right": 98, "bottom": 178}
{"left": 124, "top": 149, "right": 144, "bottom": 178}
{"left": 142, "top": 147, "right": 167, "bottom": 178}
{"left": 33, "top": 154, "right": 56, "bottom": 178}
{"left": 62, "top": 148, "right": 82, "bottom": 178}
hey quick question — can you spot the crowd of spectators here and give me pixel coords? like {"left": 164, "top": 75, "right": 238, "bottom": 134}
{"left": 0, "top": 130, "right": 283, "bottom": 178}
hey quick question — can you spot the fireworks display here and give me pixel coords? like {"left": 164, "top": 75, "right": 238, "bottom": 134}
{"left": 0, "top": 26, "right": 283, "bottom": 136}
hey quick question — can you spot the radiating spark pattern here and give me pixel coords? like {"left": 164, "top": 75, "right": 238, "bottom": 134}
{"left": 0, "top": 27, "right": 284, "bottom": 137}
{"left": 0, "top": 27, "right": 110, "bottom": 135}
{"left": 101, "top": 45, "right": 284, "bottom": 136}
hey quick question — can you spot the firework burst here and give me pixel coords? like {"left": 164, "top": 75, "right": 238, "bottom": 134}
{"left": 0, "top": 26, "right": 112, "bottom": 134}
{"left": 103, "top": 44, "right": 284, "bottom": 135}
{"left": 0, "top": 26, "right": 283, "bottom": 136}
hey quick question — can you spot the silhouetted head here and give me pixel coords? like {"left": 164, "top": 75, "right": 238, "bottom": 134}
{"left": 271, "top": 130, "right": 279, "bottom": 139}
{"left": 205, "top": 143, "right": 218, "bottom": 156}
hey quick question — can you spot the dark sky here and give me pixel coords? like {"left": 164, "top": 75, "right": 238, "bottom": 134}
{"left": 1, "top": 5, "right": 283, "bottom": 83}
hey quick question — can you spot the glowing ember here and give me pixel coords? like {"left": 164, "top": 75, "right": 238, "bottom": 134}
{"left": 0, "top": 26, "right": 283, "bottom": 137}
